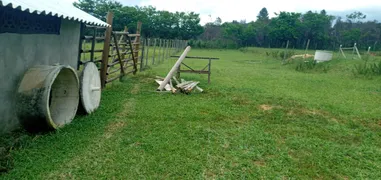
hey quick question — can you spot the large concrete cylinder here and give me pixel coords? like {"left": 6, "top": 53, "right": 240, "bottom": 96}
{"left": 79, "top": 62, "right": 101, "bottom": 114}
{"left": 16, "top": 65, "right": 79, "bottom": 132}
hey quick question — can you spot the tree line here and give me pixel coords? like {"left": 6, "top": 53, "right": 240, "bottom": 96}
{"left": 74, "top": 0, "right": 381, "bottom": 51}
{"left": 197, "top": 9, "right": 381, "bottom": 50}
{"left": 74, "top": 0, "right": 203, "bottom": 40}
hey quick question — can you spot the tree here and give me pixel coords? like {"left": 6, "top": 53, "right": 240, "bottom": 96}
{"left": 268, "top": 12, "right": 303, "bottom": 47}
{"left": 346, "top": 11, "right": 366, "bottom": 23}
{"left": 257, "top": 7, "right": 269, "bottom": 22}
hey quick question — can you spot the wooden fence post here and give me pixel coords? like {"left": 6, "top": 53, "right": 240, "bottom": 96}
{"left": 100, "top": 12, "right": 113, "bottom": 89}
{"left": 145, "top": 38, "right": 150, "bottom": 68}
{"left": 140, "top": 37, "right": 145, "bottom": 72}
{"left": 134, "top": 21, "right": 142, "bottom": 74}
{"left": 161, "top": 39, "right": 166, "bottom": 62}
{"left": 152, "top": 38, "right": 157, "bottom": 65}
{"left": 158, "top": 39, "right": 162, "bottom": 63}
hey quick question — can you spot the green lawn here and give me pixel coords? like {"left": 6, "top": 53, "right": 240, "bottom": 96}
{"left": 2, "top": 48, "right": 381, "bottom": 179}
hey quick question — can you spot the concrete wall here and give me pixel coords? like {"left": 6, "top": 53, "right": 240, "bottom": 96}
{"left": 0, "top": 19, "right": 81, "bottom": 134}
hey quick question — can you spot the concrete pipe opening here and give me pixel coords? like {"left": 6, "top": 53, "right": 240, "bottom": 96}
{"left": 17, "top": 65, "right": 79, "bottom": 132}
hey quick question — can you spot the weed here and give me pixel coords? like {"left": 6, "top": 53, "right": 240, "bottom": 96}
{"left": 353, "top": 59, "right": 381, "bottom": 77}
{"left": 295, "top": 59, "right": 330, "bottom": 73}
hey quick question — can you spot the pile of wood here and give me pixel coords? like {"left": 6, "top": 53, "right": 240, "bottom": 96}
{"left": 155, "top": 76, "right": 203, "bottom": 94}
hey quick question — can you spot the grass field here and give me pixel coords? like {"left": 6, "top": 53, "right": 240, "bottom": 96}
{"left": 2, "top": 48, "right": 381, "bottom": 179}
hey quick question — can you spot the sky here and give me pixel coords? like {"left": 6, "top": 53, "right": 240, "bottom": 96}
{"left": 65, "top": 0, "right": 381, "bottom": 24}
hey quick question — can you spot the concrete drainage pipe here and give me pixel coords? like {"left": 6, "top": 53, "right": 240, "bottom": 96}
{"left": 16, "top": 65, "right": 79, "bottom": 132}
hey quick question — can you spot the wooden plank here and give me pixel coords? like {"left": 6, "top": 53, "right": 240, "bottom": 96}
{"left": 113, "top": 31, "right": 129, "bottom": 35}
{"left": 82, "top": 49, "right": 103, "bottom": 53}
{"left": 107, "top": 67, "right": 121, "bottom": 75}
{"left": 100, "top": 12, "right": 113, "bottom": 88}
{"left": 179, "top": 70, "right": 209, "bottom": 74}
{"left": 112, "top": 33, "right": 125, "bottom": 75}
{"left": 155, "top": 80, "right": 172, "bottom": 91}
{"left": 170, "top": 56, "right": 219, "bottom": 60}
{"left": 106, "top": 74, "right": 123, "bottom": 83}
{"left": 129, "top": 34, "right": 141, "bottom": 37}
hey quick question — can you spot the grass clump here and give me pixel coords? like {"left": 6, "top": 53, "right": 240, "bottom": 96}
{"left": 295, "top": 59, "right": 330, "bottom": 73}
{"left": 353, "top": 59, "right": 381, "bottom": 77}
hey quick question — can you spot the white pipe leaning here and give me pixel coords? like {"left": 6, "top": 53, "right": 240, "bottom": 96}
{"left": 157, "top": 46, "right": 191, "bottom": 91}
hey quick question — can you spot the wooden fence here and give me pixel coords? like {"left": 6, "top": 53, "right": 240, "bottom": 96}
{"left": 77, "top": 12, "right": 188, "bottom": 89}
{"left": 139, "top": 38, "right": 188, "bottom": 71}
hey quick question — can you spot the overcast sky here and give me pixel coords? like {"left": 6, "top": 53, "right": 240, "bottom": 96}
{"left": 65, "top": 0, "right": 381, "bottom": 24}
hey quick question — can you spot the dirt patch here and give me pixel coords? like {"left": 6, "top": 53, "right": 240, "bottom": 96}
{"left": 203, "top": 170, "right": 217, "bottom": 179}
{"left": 253, "top": 159, "right": 266, "bottom": 167}
{"left": 259, "top": 104, "right": 274, "bottom": 111}
{"left": 130, "top": 84, "right": 140, "bottom": 95}
{"left": 232, "top": 96, "right": 252, "bottom": 105}
{"left": 116, "top": 99, "right": 136, "bottom": 118}
{"left": 104, "top": 121, "right": 126, "bottom": 139}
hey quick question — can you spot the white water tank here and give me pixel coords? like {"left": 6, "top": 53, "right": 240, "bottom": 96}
{"left": 314, "top": 50, "right": 333, "bottom": 62}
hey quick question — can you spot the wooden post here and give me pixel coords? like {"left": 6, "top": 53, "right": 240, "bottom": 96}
{"left": 167, "top": 40, "right": 170, "bottom": 57}
{"left": 161, "top": 40, "right": 166, "bottom": 62}
{"left": 354, "top": 43, "right": 361, "bottom": 59}
{"left": 152, "top": 38, "right": 157, "bottom": 65}
{"left": 305, "top": 39, "right": 310, "bottom": 54}
{"left": 120, "top": 26, "right": 128, "bottom": 61}
{"left": 282, "top": 40, "right": 289, "bottom": 64}
{"left": 208, "top": 58, "right": 211, "bottom": 84}
{"left": 165, "top": 40, "right": 169, "bottom": 59}
{"left": 90, "top": 27, "right": 96, "bottom": 62}
{"left": 77, "top": 23, "right": 85, "bottom": 70}
{"left": 133, "top": 21, "right": 142, "bottom": 74}
{"left": 145, "top": 38, "right": 150, "bottom": 68}
{"left": 100, "top": 12, "right": 113, "bottom": 89}
{"left": 158, "top": 39, "right": 162, "bottom": 63}
{"left": 140, "top": 38, "right": 145, "bottom": 72}
{"left": 339, "top": 45, "right": 347, "bottom": 59}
